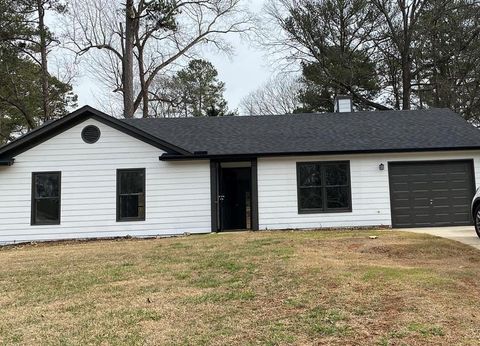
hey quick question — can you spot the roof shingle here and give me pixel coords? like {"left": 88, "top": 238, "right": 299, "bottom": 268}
{"left": 122, "top": 108, "right": 480, "bottom": 156}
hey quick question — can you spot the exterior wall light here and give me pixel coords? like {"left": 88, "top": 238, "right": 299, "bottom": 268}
{"left": 379, "top": 163, "right": 385, "bottom": 171}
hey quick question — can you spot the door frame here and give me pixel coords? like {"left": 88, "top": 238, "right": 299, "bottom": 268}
{"left": 388, "top": 159, "right": 476, "bottom": 228}
{"left": 210, "top": 158, "right": 259, "bottom": 232}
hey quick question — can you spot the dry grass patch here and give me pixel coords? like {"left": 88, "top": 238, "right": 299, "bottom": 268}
{"left": 1, "top": 230, "right": 480, "bottom": 345}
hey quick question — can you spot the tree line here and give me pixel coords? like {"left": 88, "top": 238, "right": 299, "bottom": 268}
{"left": 1, "top": 0, "right": 480, "bottom": 144}
{"left": 243, "top": 0, "right": 480, "bottom": 119}
{"left": 0, "top": 0, "right": 245, "bottom": 143}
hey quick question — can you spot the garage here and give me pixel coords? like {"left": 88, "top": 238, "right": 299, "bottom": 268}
{"left": 389, "top": 160, "right": 476, "bottom": 228}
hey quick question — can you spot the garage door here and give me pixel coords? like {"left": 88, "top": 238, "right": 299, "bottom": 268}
{"left": 389, "top": 160, "right": 475, "bottom": 228}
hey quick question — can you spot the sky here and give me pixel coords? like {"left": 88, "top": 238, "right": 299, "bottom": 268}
{"left": 72, "top": 0, "right": 274, "bottom": 114}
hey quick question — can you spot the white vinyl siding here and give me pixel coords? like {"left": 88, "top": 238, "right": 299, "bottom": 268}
{"left": 0, "top": 119, "right": 211, "bottom": 244}
{"left": 2, "top": 116, "right": 480, "bottom": 244}
{"left": 257, "top": 151, "right": 480, "bottom": 230}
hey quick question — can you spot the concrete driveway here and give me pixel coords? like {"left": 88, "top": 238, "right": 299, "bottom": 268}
{"left": 400, "top": 226, "right": 480, "bottom": 250}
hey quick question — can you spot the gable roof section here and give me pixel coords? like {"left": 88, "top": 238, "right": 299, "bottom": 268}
{"left": 0, "top": 106, "right": 191, "bottom": 160}
{"left": 120, "top": 108, "right": 480, "bottom": 160}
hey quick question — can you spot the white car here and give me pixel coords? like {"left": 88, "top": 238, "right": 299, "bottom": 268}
{"left": 472, "top": 188, "right": 480, "bottom": 238}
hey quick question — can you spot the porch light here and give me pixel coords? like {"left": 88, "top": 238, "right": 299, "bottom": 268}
{"left": 379, "top": 163, "right": 385, "bottom": 171}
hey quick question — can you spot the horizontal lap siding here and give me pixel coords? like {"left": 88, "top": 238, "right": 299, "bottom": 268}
{"left": 258, "top": 152, "right": 480, "bottom": 230}
{"left": 0, "top": 119, "right": 211, "bottom": 244}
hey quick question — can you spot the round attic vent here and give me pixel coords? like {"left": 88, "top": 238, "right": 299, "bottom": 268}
{"left": 81, "top": 125, "right": 101, "bottom": 144}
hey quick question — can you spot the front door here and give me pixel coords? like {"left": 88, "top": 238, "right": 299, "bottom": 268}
{"left": 219, "top": 167, "right": 252, "bottom": 230}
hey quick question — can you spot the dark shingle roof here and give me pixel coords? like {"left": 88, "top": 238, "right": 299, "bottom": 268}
{"left": 2, "top": 106, "right": 479, "bottom": 161}
{"left": 121, "top": 108, "right": 480, "bottom": 157}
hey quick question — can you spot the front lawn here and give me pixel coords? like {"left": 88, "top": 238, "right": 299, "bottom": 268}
{"left": 1, "top": 230, "right": 480, "bottom": 345}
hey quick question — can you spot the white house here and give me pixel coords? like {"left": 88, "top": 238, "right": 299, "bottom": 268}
{"left": 1, "top": 103, "right": 480, "bottom": 244}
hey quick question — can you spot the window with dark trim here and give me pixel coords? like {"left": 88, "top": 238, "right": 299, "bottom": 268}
{"left": 31, "top": 172, "right": 61, "bottom": 225}
{"left": 297, "top": 161, "right": 351, "bottom": 213}
{"left": 117, "top": 168, "right": 146, "bottom": 221}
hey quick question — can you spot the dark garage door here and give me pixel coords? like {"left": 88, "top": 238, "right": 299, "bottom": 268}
{"left": 389, "top": 160, "right": 475, "bottom": 228}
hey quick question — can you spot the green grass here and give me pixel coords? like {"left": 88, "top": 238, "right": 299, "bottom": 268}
{"left": 1, "top": 230, "right": 480, "bottom": 345}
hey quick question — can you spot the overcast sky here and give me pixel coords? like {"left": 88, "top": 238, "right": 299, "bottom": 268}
{"left": 72, "top": 0, "right": 273, "bottom": 114}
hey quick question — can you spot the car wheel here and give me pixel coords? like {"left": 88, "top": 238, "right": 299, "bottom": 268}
{"left": 475, "top": 204, "right": 480, "bottom": 239}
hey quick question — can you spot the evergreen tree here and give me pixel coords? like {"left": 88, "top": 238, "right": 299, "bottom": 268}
{"left": 0, "top": 0, "right": 76, "bottom": 144}
{"left": 168, "top": 59, "right": 232, "bottom": 117}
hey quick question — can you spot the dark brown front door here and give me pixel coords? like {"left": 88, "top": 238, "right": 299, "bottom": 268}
{"left": 210, "top": 159, "right": 259, "bottom": 232}
{"left": 219, "top": 167, "right": 251, "bottom": 230}
{"left": 389, "top": 160, "right": 475, "bottom": 228}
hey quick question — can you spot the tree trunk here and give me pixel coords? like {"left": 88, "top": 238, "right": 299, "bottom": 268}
{"left": 123, "top": 0, "right": 135, "bottom": 118}
{"left": 391, "top": 66, "right": 401, "bottom": 109}
{"left": 36, "top": 0, "right": 49, "bottom": 120}
{"left": 138, "top": 48, "right": 149, "bottom": 118}
{"left": 134, "top": 6, "right": 149, "bottom": 119}
{"left": 401, "top": 53, "right": 411, "bottom": 110}
{"left": 140, "top": 73, "right": 149, "bottom": 118}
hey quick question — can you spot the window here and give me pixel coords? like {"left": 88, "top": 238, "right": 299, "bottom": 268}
{"left": 297, "top": 161, "right": 351, "bottom": 213}
{"left": 31, "top": 172, "right": 61, "bottom": 225}
{"left": 117, "top": 169, "right": 146, "bottom": 221}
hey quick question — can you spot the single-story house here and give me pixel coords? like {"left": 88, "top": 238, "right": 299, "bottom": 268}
{"left": 1, "top": 101, "right": 480, "bottom": 244}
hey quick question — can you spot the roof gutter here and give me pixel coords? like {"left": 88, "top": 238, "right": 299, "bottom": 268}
{"left": 159, "top": 146, "right": 480, "bottom": 161}
{"left": 0, "top": 158, "right": 14, "bottom": 166}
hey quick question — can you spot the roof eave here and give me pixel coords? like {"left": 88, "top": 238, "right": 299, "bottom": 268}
{"left": 159, "top": 146, "right": 480, "bottom": 161}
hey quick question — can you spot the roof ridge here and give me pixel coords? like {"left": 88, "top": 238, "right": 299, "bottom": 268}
{"left": 120, "top": 108, "right": 448, "bottom": 121}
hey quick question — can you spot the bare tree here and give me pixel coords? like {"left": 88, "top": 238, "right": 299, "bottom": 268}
{"left": 259, "top": 0, "right": 388, "bottom": 110}
{"left": 62, "top": 0, "right": 254, "bottom": 118}
{"left": 240, "top": 75, "right": 302, "bottom": 115}
{"left": 124, "top": 0, "right": 135, "bottom": 117}
{"left": 371, "top": 0, "right": 428, "bottom": 110}
{"left": 257, "top": 0, "right": 480, "bottom": 117}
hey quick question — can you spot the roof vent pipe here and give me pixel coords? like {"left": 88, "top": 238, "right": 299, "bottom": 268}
{"left": 334, "top": 95, "right": 353, "bottom": 113}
